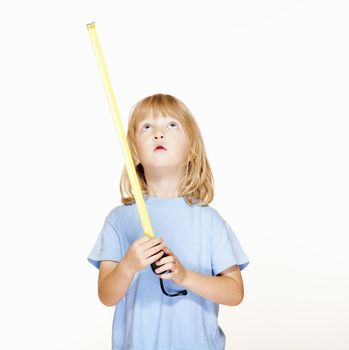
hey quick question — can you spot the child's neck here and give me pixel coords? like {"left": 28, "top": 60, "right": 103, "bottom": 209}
{"left": 144, "top": 168, "right": 183, "bottom": 198}
{"left": 147, "top": 191, "right": 179, "bottom": 199}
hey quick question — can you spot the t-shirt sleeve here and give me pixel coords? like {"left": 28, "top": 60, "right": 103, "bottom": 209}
{"left": 211, "top": 218, "right": 250, "bottom": 276}
{"left": 87, "top": 219, "right": 122, "bottom": 270}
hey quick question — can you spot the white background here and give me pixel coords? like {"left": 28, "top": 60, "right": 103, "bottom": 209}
{"left": 1, "top": 0, "right": 348, "bottom": 349}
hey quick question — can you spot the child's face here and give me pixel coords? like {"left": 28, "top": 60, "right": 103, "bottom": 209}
{"left": 135, "top": 114, "right": 189, "bottom": 172}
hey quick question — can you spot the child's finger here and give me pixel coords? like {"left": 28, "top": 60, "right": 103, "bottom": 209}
{"left": 155, "top": 262, "right": 173, "bottom": 274}
{"left": 164, "top": 247, "right": 171, "bottom": 254}
{"left": 160, "top": 272, "right": 173, "bottom": 279}
{"left": 156, "top": 255, "right": 173, "bottom": 266}
{"left": 141, "top": 237, "right": 162, "bottom": 250}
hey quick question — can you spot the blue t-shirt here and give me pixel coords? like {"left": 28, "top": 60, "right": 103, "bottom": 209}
{"left": 87, "top": 195, "right": 250, "bottom": 350}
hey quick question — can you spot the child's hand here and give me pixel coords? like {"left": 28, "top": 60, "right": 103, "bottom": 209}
{"left": 154, "top": 245, "right": 187, "bottom": 286}
{"left": 123, "top": 236, "right": 165, "bottom": 275}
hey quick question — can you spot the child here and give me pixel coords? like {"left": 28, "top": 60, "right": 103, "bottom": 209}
{"left": 87, "top": 93, "right": 250, "bottom": 350}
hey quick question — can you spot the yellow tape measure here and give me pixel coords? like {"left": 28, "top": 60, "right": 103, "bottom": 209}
{"left": 86, "top": 22, "right": 155, "bottom": 239}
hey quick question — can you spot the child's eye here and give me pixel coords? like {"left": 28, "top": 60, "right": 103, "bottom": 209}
{"left": 169, "top": 121, "right": 178, "bottom": 128}
{"left": 141, "top": 121, "right": 178, "bottom": 130}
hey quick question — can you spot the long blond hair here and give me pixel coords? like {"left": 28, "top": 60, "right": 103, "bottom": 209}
{"left": 119, "top": 93, "right": 214, "bottom": 206}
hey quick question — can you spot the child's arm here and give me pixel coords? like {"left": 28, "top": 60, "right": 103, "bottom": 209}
{"left": 156, "top": 247, "right": 244, "bottom": 306}
{"left": 182, "top": 265, "right": 244, "bottom": 306}
{"left": 98, "top": 236, "right": 166, "bottom": 307}
{"left": 98, "top": 260, "right": 136, "bottom": 307}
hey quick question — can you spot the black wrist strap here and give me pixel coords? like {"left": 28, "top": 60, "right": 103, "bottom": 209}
{"left": 150, "top": 251, "right": 188, "bottom": 297}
